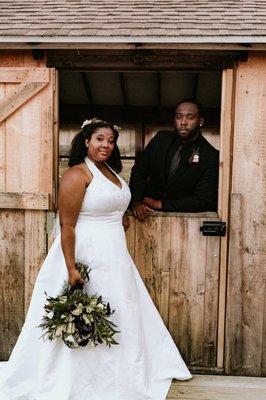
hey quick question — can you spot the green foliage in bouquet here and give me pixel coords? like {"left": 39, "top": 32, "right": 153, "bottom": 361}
{"left": 38, "top": 262, "right": 119, "bottom": 349}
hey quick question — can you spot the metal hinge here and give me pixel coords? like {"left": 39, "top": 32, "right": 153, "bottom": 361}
{"left": 200, "top": 221, "right": 226, "bottom": 237}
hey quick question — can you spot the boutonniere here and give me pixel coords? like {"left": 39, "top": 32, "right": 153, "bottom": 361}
{"left": 189, "top": 148, "right": 200, "bottom": 164}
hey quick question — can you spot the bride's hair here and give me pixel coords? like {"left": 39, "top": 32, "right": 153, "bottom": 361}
{"left": 68, "top": 120, "right": 122, "bottom": 172}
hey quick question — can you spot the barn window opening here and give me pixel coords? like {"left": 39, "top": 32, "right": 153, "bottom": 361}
{"left": 59, "top": 70, "right": 222, "bottom": 185}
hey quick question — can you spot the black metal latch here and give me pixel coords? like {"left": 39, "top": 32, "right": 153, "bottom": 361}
{"left": 200, "top": 221, "right": 226, "bottom": 237}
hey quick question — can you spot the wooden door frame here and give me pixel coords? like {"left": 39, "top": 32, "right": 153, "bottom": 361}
{"left": 54, "top": 55, "right": 238, "bottom": 371}
{"left": 216, "top": 67, "right": 236, "bottom": 368}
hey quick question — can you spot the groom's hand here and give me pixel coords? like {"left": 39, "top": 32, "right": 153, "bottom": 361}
{"left": 131, "top": 201, "right": 153, "bottom": 222}
{"left": 143, "top": 197, "right": 162, "bottom": 211}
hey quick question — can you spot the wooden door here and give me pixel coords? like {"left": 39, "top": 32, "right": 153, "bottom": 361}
{"left": 0, "top": 66, "right": 57, "bottom": 360}
{"left": 126, "top": 213, "right": 221, "bottom": 371}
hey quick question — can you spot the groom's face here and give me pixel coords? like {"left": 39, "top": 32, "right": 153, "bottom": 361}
{"left": 174, "top": 102, "right": 203, "bottom": 142}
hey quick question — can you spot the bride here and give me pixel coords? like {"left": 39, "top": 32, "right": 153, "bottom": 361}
{"left": 0, "top": 118, "right": 192, "bottom": 400}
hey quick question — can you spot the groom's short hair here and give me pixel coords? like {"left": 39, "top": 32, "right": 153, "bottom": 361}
{"left": 175, "top": 99, "right": 203, "bottom": 116}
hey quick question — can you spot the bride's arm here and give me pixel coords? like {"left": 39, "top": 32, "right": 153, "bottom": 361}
{"left": 58, "top": 166, "right": 90, "bottom": 286}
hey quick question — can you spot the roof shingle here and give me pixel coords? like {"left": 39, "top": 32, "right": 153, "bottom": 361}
{"left": 0, "top": 0, "right": 265, "bottom": 42}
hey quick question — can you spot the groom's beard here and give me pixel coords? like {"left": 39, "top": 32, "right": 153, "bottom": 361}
{"left": 176, "top": 127, "right": 200, "bottom": 143}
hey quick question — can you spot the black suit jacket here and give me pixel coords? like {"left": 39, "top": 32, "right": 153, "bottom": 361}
{"left": 129, "top": 130, "right": 219, "bottom": 212}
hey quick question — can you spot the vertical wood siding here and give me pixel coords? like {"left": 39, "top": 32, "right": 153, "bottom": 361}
{"left": 225, "top": 55, "right": 266, "bottom": 376}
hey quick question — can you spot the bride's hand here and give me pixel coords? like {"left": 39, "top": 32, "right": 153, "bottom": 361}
{"left": 68, "top": 269, "right": 84, "bottom": 288}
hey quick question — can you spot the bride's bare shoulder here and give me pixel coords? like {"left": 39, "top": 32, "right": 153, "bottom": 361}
{"left": 60, "top": 163, "right": 92, "bottom": 189}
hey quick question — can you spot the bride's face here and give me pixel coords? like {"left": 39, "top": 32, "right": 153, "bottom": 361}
{"left": 86, "top": 128, "right": 115, "bottom": 162}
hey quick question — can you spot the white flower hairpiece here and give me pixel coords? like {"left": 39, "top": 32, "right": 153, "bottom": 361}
{"left": 81, "top": 118, "right": 121, "bottom": 132}
{"left": 81, "top": 118, "right": 100, "bottom": 129}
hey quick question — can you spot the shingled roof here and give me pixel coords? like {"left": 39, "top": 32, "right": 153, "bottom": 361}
{"left": 0, "top": 0, "right": 265, "bottom": 43}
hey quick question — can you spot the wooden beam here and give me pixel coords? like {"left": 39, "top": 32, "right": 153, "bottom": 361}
{"left": 157, "top": 72, "right": 161, "bottom": 108}
{"left": 0, "top": 42, "right": 264, "bottom": 51}
{"left": 0, "top": 82, "right": 48, "bottom": 124}
{"left": 60, "top": 104, "right": 221, "bottom": 127}
{"left": 47, "top": 49, "right": 247, "bottom": 71}
{"left": 0, "top": 192, "right": 51, "bottom": 210}
{"left": 80, "top": 72, "right": 94, "bottom": 105}
{"left": 0, "top": 67, "right": 49, "bottom": 83}
{"left": 119, "top": 72, "right": 127, "bottom": 106}
{"left": 192, "top": 72, "right": 199, "bottom": 99}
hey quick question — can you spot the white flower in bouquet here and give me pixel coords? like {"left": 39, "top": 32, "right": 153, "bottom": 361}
{"left": 59, "top": 296, "right": 67, "bottom": 304}
{"left": 55, "top": 325, "right": 65, "bottom": 338}
{"left": 47, "top": 311, "right": 54, "bottom": 319}
{"left": 64, "top": 335, "right": 79, "bottom": 348}
{"left": 66, "top": 322, "right": 76, "bottom": 334}
{"left": 83, "top": 314, "right": 92, "bottom": 325}
{"left": 90, "top": 298, "right": 98, "bottom": 307}
{"left": 71, "top": 303, "right": 83, "bottom": 316}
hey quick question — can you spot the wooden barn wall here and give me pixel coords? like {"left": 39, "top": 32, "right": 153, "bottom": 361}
{"left": 225, "top": 54, "right": 266, "bottom": 376}
{"left": 0, "top": 49, "right": 265, "bottom": 377}
{"left": 0, "top": 50, "right": 56, "bottom": 360}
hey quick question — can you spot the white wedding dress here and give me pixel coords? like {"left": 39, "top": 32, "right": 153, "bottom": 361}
{"left": 0, "top": 157, "right": 192, "bottom": 400}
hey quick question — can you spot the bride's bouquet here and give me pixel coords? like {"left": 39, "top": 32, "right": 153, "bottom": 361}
{"left": 38, "top": 262, "right": 119, "bottom": 349}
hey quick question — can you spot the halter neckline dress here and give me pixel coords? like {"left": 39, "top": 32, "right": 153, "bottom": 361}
{"left": 0, "top": 156, "right": 192, "bottom": 400}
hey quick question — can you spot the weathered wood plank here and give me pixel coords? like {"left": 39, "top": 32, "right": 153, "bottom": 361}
{"left": 169, "top": 217, "right": 220, "bottom": 367}
{"left": 225, "top": 193, "right": 244, "bottom": 374}
{"left": 0, "top": 84, "right": 6, "bottom": 191}
{"left": 168, "top": 386, "right": 266, "bottom": 400}
{"left": 169, "top": 218, "right": 204, "bottom": 365}
{"left": 52, "top": 69, "right": 59, "bottom": 210}
{"left": 225, "top": 55, "right": 266, "bottom": 376}
{"left": 0, "top": 50, "right": 46, "bottom": 68}
{"left": 172, "top": 374, "right": 266, "bottom": 388}
{"left": 24, "top": 211, "right": 47, "bottom": 313}
{"left": 167, "top": 375, "right": 266, "bottom": 400}
{"left": 0, "top": 210, "right": 25, "bottom": 360}
{"left": 216, "top": 67, "right": 235, "bottom": 368}
{"left": 39, "top": 69, "right": 54, "bottom": 195}
{"left": 5, "top": 82, "right": 23, "bottom": 192}
{"left": 125, "top": 215, "right": 136, "bottom": 260}
{"left": 167, "top": 374, "right": 266, "bottom": 399}
{"left": 134, "top": 216, "right": 171, "bottom": 325}
{"left": 0, "top": 68, "right": 49, "bottom": 83}
{"left": 0, "top": 192, "right": 50, "bottom": 210}
{"left": 202, "top": 234, "right": 220, "bottom": 366}
{"left": 0, "top": 82, "right": 48, "bottom": 124}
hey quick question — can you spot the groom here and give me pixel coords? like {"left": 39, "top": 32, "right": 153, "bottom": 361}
{"left": 129, "top": 99, "right": 219, "bottom": 221}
